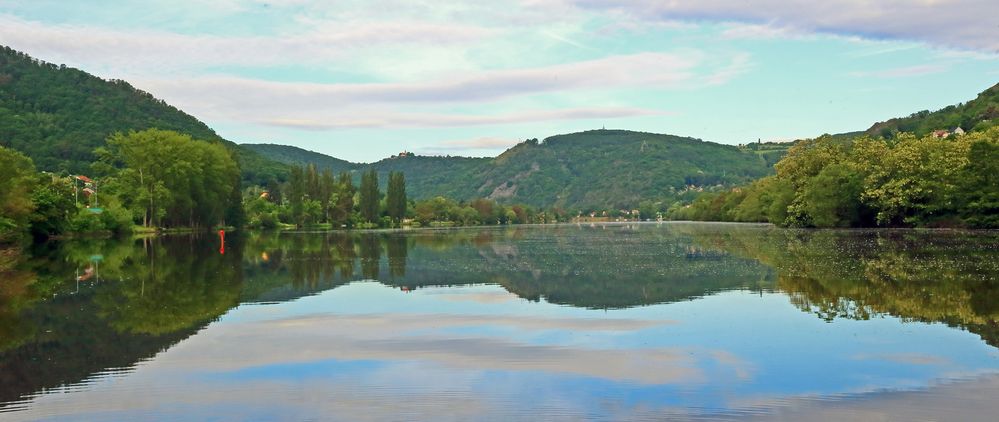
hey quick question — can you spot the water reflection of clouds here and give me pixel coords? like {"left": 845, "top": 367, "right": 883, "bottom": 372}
{"left": 733, "top": 373, "right": 999, "bottom": 422}
{"left": 266, "top": 312, "right": 677, "bottom": 332}
{"left": 18, "top": 369, "right": 999, "bottom": 421}
{"left": 420, "top": 289, "right": 522, "bottom": 304}
{"left": 163, "top": 312, "right": 709, "bottom": 386}
{"left": 851, "top": 353, "right": 951, "bottom": 366}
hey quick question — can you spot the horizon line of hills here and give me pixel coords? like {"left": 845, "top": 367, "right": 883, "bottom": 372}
{"left": 2, "top": 44, "right": 997, "bottom": 210}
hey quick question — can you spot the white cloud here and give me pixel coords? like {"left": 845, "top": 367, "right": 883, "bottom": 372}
{"left": 562, "top": 0, "right": 999, "bottom": 52}
{"left": 434, "top": 137, "right": 523, "bottom": 150}
{"left": 720, "top": 23, "right": 803, "bottom": 40}
{"left": 261, "top": 107, "right": 669, "bottom": 130}
{"left": 124, "top": 51, "right": 724, "bottom": 129}
{"left": 0, "top": 14, "right": 492, "bottom": 75}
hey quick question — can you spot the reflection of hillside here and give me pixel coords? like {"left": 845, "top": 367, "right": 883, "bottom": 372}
{"left": 244, "top": 226, "right": 775, "bottom": 309}
{"left": 678, "top": 225, "right": 999, "bottom": 347}
{"left": 243, "top": 226, "right": 770, "bottom": 308}
{"left": 399, "top": 225, "right": 774, "bottom": 309}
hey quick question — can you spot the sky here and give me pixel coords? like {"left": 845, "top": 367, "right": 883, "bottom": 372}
{"left": 1, "top": 0, "right": 998, "bottom": 162}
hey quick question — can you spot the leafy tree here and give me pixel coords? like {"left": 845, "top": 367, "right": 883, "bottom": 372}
{"left": 801, "top": 163, "right": 868, "bottom": 227}
{"left": 28, "top": 174, "right": 75, "bottom": 237}
{"left": 0, "top": 146, "right": 37, "bottom": 242}
{"left": 359, "top": 169, "right": 380, "bottom": 223}
{"left": 470, "top": 198, "right": 496, "bottom": 223}
{"left": 673, "top": 127, "right": 999, "bottom": 228}
{"left": 854, "top": 133, "right": 970, "bottom": 225}
{"left": 288, "top": 166, "right": 305, "bottom": 227}
{"left": 319, "top": 168, "right": 335, "bottom": 223}
{"left": 958, "top": 140, "right": 999, "bottom": 228}
{"left": 386, "top": 171, "right": 407, "bottom": 224}
{"left": 332, "top": 172, "right": 355, "bottom": 227}
{"left": 102, "top": 129, "right": 240, "bottom": 228}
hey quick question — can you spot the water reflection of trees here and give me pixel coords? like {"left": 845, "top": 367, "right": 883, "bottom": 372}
{"left": 241, "top": 226, "right": 774, "bottom": 309}
{"left": 0, "top": 235, "right": 239, "bottom": 406}
{"left": 678, "top": 225, "right": 999, "bottom": 347}
{"left": 0, "top": 248, "right": 40, "bottom": 353}
{"left": 94, "top": 236, "right": 243, "bottom": 335}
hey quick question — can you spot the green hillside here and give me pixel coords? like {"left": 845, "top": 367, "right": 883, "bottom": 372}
{"left": 369, "top": 154, "right": 489, "bottom": 200}
{"left": 240, "top": 143, "right": 357, "bottom": 174}
{"left": 246, "top": 130, "right": 773, "bottom": 210}
{"left": 866, "top": 82, "right": 999, "bottom": 138}
{"left": 0, "top": 46, "right": 286, "bottom": 184}
{"left": 474, "top": 130, "right": 770, "bottom": 209}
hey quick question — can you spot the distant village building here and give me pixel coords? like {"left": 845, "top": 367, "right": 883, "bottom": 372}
{"left": 931, "top": 130, "right": 950, "bottom": 139}
{"left": 390, "top": 151, "right": 415, "bottom": 159}
{"left": 73, "top": 175, "right": 97, "bottom": 206}
{"left": 953, "top": 127, "right": 966, "bottom": 136}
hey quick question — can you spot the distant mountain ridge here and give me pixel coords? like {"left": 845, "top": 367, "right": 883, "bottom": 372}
{"left": 244, "top": 129, "right": 774, "bottom": 209}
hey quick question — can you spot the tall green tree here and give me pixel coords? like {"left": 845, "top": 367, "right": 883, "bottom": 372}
{"left": 386, "top": 171, "right": 407, "bottom": 224}
{"left": 306, "top": 164, "right": 320, "bottom": 201}
{"left": 288, "top": 166, "right": 305, "bottom": 227}
{"left": 319, "top": 168, "right": 335, "bottom": 223}
{"left": 359, "top": 170, "right": 380, "bottom": 223}
{"left": 332, "top": 172, "right": 355, "bottom": 227}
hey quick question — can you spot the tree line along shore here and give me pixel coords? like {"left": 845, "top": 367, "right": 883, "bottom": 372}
{"left": 3, "top": 125, "right": 998, "bottom": 246}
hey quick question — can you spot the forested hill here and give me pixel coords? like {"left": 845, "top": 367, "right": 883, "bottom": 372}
{"left": 0, "top": 46, "right": 286, "bottom": 184}
{"left": 240, "top": 143, "right": 358, "bottom": 174}
{"left": 865, "top": 82, "right": 999, "bottom": 138}
{"left": 245, "top": 130, "right": 773, "bottom": 210}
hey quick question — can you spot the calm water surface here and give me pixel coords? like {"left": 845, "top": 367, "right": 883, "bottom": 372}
{"left": 1, "top": 223, "right": 998, "bottom": 421}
